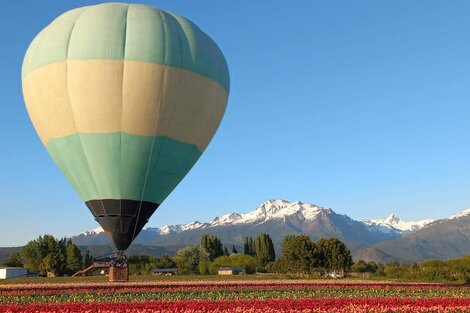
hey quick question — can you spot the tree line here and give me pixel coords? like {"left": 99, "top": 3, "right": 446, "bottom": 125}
{"left": 3, "top": 235, "right": 93, "bottom": 276}
{"left": 148, "top": 233, "right": 353, "bottom": 276}
{"left": 352, "top": 257, "right": 470, "bottom": 283}
{"left": 10, "top": 233, "right": 469, "bottom": 283}
{"left": 3, "top": 233, "right": 354, "bottom": 277}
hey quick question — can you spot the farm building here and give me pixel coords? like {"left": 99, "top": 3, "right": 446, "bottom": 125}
{"left": 0, "top": 267, "right": 28, "bottom": 279}
{"left": 218, "top": 267, "right": 246, "bottom": 275}
{"left": 150, "top": 268, "right": 178, "bottom": 275}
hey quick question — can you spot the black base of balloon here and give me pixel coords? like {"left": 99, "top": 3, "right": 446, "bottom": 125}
{"left": 85, "top": 199, "right": 159, "bottom": 251}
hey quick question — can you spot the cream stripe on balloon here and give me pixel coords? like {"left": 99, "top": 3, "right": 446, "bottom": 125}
{"left": 22, "top": 60, "right": 228, "bottom": 152}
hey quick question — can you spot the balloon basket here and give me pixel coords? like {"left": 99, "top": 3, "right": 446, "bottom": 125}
{"left": 109, "top": 265, "right": 129, "bottom": 282}
{"left": 108, "top": 251, "right": 129, "bottom": 282}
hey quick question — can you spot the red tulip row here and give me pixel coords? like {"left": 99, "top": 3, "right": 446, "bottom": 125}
{"left": 2, "top": 281, "right": 467, "bottom": 295}
{"left": 2, "top": 297, "right": 470, "bottom": 313}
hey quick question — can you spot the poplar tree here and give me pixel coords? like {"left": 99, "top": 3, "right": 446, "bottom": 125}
{"left": 243, "top": 237, "right": 255, "bottom": 256}
{"left": 65, "top": 239, "right": 83, "bottom": 275}
{"left": 254, "top": 233, "right": 276, "bottom": 265}
{"left": 200, "top": 234, "right": 224, "bottom": 261}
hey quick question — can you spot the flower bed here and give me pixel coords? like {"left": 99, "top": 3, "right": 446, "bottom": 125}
{"left": 1, "top": 280, "right": 469, "bottom": 312}
{"left": 2, "top": 298, "right": 470, "bottom": 313}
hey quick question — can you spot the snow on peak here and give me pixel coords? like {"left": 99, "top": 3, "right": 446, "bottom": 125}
{"left": 76, "top": 200, "right": 336, "bottom": 237}
{"left": 78, "top": 226, "right": 104, "bottom": 236}
{"left": 364, "top": 214, "right": 433, "bottom": 233}
{"left": 157, "top": 221, "right": 205, "bottom": 235}
{"left": 449, "top": 208, "right": 470, "bottom": 220}
{"left": 212, "top": 199, "right": 329, "bottom": 226}
{"left": 152, "top": 199, "right": 332, "bottom": 233}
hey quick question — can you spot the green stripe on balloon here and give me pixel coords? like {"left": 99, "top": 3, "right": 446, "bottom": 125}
{"left": 46, "top": 133, "right": 202, "bottom": 203}
{"left": 21, "top": 3, "right": 229, "bottom": 92}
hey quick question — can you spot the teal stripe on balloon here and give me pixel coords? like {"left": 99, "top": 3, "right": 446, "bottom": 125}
{"left": 22, "top": 3, "right": 229, "bottom": 92}
{"left": 46, "top": 133, "right": 202, "bottom": 203}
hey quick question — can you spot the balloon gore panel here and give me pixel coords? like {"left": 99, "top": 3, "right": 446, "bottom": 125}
{"left": 86, "top": 199, "right": 159, "bottom": 251}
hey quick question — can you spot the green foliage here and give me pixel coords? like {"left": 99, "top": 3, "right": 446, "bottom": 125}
{"left": 198, "top": 260, "right": 212, "bottom": 275}
{"left": 315, "top": 238, "right": 353, "bottom": 272}
{"left": 224, "top": 246, "right": 230, "bottom": 256}
{"left": 243, "top": 237, "right": 255, "bottom": 256}
{"left": 129, "top": 255, "right": 154, "bottom": 275}
{"left": 269, "top": 235, "right": 352, "bottom": 275}
{"left": 232, "top": 245, "right": 238, "bottom": 254}
{"left": 351, "top": 260, "right": 379, "bottom": 273}
{"left": 200, "top": 234, "right": 224, "bottom": 261}
{"left": 371, "top": 256, "right": 470, "bottom": 283}
{"left": 4, "top": 252, "right": 23, "bottom": 267}
{"left": 41, "top": 252, "right": 66, "bottom": 276}
{"left": 274, "top": 234, "right": 317, "bottom": 274}
{"left": 65, "top": 239, "right": 83, "bottom": 275}
{"left": 209, "top": 254, "right": 262, "bottom": 274}
{"left": 254, "top": 233, "right": 276, "bottom": 266}
{"left": 174, "top": 246, "right": 208, "bottom": 275}
{"left": 83, "top": 250, "right": 94, "bottom": 268}
{"left": 128, "top": 254, "right": 177, "bottom": 275}
{"left": 154, "top": 255, "right": 176, "bottom": 269}
{"left": 21, "top": 235, "right": 76, "bottom": 276}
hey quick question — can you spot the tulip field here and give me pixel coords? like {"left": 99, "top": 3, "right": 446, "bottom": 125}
{"left": 1, "top": 279, "right": 469, "bottom": 312}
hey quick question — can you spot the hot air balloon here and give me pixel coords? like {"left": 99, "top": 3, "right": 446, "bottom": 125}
{"left": 22, "top": 3, "right": 229, "bottom": 252}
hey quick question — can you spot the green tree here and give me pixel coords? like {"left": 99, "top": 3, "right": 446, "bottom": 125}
{"left": 224, "top": 246, "right": 230, "bottom": 256}
{"left": 4, "top": 252, "right": 23, "bottom": 267}
{"left": 315, "top": 238, "right": 353, "bottom": 273}
{"left": 40, "top": 252, "right": 66, "bottom": 276}
{"left": 210, "top": 254, "right": 262, "bottom": 274}
{"left": 65, "top": 239, "right": 83, "bottom": 275}
{"left": 200, "top": 234, "right": 224, "bottom": 261}
{"left": 129, "top": 255, "right": 156, "bottom": 275}
{"left": 276, "top": 234, "right": 316, "bottom": 275}
{"left": 254, "top": 233, "right": 276, "bottom": 266}
{"left": 155, "top": 255, "right": 176, "bottom": 268}
{"left": 174, "top": 245, "right": 208, "bottom": 275}
{"left": 83, "top": 250, "right": 94, "bottom": 268}
{"left": 243, "top": 237, "right": 255, "bottom": 256}
{"left": 22, "top": 235, "right": 67, "bottom": 276}
{"left": 351, "top": 260, "right": 369, "bottom": 273}
{"left": 232, "top": 245, "right": 238, "bottom": 254}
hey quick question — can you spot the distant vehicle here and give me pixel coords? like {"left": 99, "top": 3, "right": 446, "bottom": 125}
{"left": 21, "top": 2, "right": 230, "bottom": 253}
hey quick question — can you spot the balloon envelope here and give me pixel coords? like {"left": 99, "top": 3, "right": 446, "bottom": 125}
{"left": 22, "top": 3, "right": 229, "bottom": 250}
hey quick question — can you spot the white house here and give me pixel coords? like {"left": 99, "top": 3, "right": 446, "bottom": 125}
{"left": 0, "top": 267, "right": 28, "bottom": 279}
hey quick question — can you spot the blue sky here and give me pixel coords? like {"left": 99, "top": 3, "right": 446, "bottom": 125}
{"left": 1, "top": 1, "right": 470, "bottom": 245}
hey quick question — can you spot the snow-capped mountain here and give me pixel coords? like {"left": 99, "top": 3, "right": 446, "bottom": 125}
{"left": 70, "top": 199, "right": 470, "bottom": 263}
{"left": 449, "top": 208, "right": 470, "bottom": 220}
{"left": 78, "top": 226, "right": 104, "bottom": 237}
{"left": 158, "top": 199, "right": 332, "bottom": 231}
{"left": 210, "top": 200, "right": 329, "bottom": 225}
{"left": 79, "top": 200, "right": 431, "bottom": 238}
{"left": 72, "top": 200, "right": 400, "bottom": 251}
{"left": 363, "top": 214, "right": 433, "bottom": 234}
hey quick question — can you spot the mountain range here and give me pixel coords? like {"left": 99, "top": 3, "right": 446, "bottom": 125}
{"left": 70, "top": 199, "right": 470, "bottom": 263}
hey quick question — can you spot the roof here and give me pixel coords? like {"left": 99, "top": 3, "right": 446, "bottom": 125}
{"left": 150, "top": 268, "right": 178, "bottom": 273}
{"left": 218, "top": 267, "right": 245, "bottom": 271}
{"left": 0, "top": 267, "right": 27, "bottom": 270}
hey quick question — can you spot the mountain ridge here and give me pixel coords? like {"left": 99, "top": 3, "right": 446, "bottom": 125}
{"left": 76, "top": 199, "right": 434, "bottom": 238}
{"left": 73, "top": 199, "right": 457, "bottom": 261}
